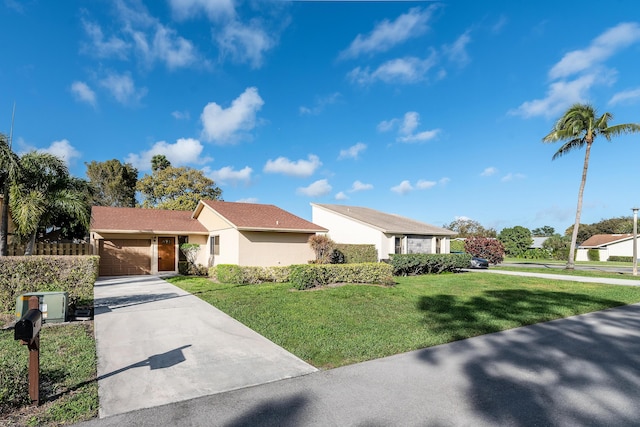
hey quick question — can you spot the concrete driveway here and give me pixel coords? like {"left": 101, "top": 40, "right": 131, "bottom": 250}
{"left": 92, "top": 276, "right": 317, "bottom": 418}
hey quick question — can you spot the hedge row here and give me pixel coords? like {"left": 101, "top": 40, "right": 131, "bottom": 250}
{"left": 210, "top": 264, "right": 291, "bottom": 284}
{"left": 608, "top": 256, "right": 634, "bottom": 262}
{"left": 289, "top": 263, "right": 395, "bottom": 290}
{"left": 0, "top": 256, "right": 99, "bottom": 313}
{"left": 389, "top": 253, "right": 472, "bottom": 276}
{"left": 334, "top": 244, "right": 378, "bottom": 263}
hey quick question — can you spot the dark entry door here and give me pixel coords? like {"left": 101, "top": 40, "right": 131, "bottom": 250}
{"left": 158, "top": 237, "right": 175, "bottom": 271}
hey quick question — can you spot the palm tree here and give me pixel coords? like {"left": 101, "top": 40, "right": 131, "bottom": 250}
{"left": 0, "top": 133, "right": 21, "bottom": 256}
{"left": 543, "top": 103, "right": 640, "bottom": 269}
{"left": 9, "top": 151, "right": 90, "bottom": 255}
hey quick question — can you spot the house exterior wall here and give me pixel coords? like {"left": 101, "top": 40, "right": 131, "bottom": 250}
{"left": 209, "top": 228, "right": 241, "bottom": 266}
{"left": 237, "top": 231, "right": 315, "bottom": 266}
{"left": 312, "top": 207, "right": 387, "bottom": 260}
{"left": 577, "top": 239, "right": 636, "bottom": 261}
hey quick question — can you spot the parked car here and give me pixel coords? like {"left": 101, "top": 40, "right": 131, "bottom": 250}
{"left": 470, "top": 256, "right": 489, "bottom": 269}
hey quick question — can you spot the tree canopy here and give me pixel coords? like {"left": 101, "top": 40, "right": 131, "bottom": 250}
{"left": 531, "top": 226, "right": 555, "bottom": 237}
{"left": 137, "top": 162, "right": 222, "bottom": 211}
{"left": 498, "top": 226, "right": 533, "bottom": 257}
{"left": 86, "top": 159, "right": 138, "bottom": 207}
{"left": 443, "top": 218, "right": 497, "bottom": 238}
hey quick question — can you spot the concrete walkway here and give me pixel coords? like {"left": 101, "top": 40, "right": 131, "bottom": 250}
{"left": 471, "top": 268, "right": 640, "bottom": 286}
{"left": 92, "top": 276, "right": 317, "bottom": 418}
{"left": 81, "top": 302, "right": 640, "bottom": 426}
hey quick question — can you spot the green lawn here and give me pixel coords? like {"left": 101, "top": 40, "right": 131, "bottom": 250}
{"left": 168, "top": 273, "right": 640, "bottom": 369}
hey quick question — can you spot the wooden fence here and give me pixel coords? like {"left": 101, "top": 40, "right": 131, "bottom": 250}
{"left": 7, "top": 243, "right": 94, "bottom": 256}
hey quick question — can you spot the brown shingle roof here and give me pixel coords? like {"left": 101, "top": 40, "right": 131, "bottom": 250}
{"left": 91, "top": 206, "right": 208, "bottom": 234}
{"left": 313, "top": 203, "right": 457, "bottom": 236}
{"left": 579, "top": 234, "right": 633, "bottom": 247}
{"left": 199, "top": 200, "right": 326, "bottom": 232}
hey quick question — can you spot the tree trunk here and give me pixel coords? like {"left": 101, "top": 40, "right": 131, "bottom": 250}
{"left": 0, "top": 184, "right": 9, "bottom": 256}
{"left": 24, "top": 230, "right": 37, "bottom": 256}
{"left": 566, "top": 141, "right": 592, "bottom": 269}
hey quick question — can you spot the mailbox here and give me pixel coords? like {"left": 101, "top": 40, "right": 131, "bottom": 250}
{"left": 14, "top": 309, "right": 42, "bottom": 343}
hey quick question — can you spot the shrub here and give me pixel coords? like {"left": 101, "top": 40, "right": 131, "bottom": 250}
{"left": 464, "top": 237, "right": 505, "bottom": 265}
{"left": 520, "top": 248, "right": 552, "bottom": 259}
{"left": 389, "top": 254, "right": 472, "bottom": 276}
{"left": 450, "top": 239, "right": 465, "bottom": 253}
{"left": 179, "top": 243, "right": 204, "bottom": 275}
{"left": 214, "top": 264, "right": 243, "bottom": 284}
{"left": 498, "top": 226, "right": 533, "bottom": 257}
{"left": 608, "top": 256, "right": 633, "bottom": 262}
{"left": 334, "top": 244, "right": 378, "bottom": 263}
{"left": 308, "top": 235, "right": 335, "bottom": 264}
{"left": 587, "top": 249, "right": 600, "bottom": 262}
{"left": 289, "top": 263, "right": 394, "bottom": 290}
{"left": 329, "top": 249, "right": 346, "bottom": 264}
{"left": 209, "top": 265, "right": 291, "bottom": 284}
{"left": 0, "top": 256, "right": 99, "bottom": 313}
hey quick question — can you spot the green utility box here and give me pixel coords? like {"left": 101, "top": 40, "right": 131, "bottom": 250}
{"left": 16, "top": 292, "right": 68, "bottom": 323}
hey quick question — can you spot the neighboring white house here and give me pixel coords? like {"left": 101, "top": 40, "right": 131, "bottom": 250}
{"left": 311, "top": 203, "right": 457, "bottom": 261}
{"left": 576, "top": 234, "right": 635, "bottom": 261}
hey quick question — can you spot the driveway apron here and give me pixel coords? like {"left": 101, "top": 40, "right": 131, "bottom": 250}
{"left": 93, "top": 276, "right": 317, "bottom": 418}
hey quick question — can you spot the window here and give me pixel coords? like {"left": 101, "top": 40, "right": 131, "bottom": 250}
{"left": 210, "top": 235, "right": 220, "bottom": 256}
{"left": 395, "top": 237, "right": 402, "bottom": 254}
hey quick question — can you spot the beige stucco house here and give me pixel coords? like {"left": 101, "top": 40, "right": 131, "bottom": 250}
{"left": 311, "top": 203, "right": 457, "bottom": 261}
{"left": 90, "top": 200, "right": 327, "bottom": 276}
{"left": 576, "top": 234, "right": 636, "bottom": 261}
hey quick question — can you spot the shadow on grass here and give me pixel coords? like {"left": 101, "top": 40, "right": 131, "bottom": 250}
{"left": 416, "top": 290, "right": 640, "bottom": 426}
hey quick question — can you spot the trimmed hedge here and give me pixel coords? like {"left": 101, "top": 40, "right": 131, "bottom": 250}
{"left": 389, "top": 253, "right": 472, "bottom": 276}
{"left": 608, "top": 256, "right": 633, "bottom": 262}
{"left": 289, "top": 263, "right": 394, "bottom": 290}
{"left": 0, "top": 256, "right": 99, "bottom": 313}
{"left": 210, "top": 264, "right": 291, "bottom": 284}
{"left": 587, "top": 249, "right": 600, "bottom": 262}
{"left": 334, "top": 244, "right": 378, "bottom": 263}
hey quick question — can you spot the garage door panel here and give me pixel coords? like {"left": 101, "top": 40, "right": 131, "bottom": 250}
{"left": 99, "top": 239, "right": 151, "bottom": 276}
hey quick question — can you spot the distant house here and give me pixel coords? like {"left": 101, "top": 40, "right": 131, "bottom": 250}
{"left": 90, "top": 201, "right": 327, "bottom": 276}
{"left": 576, "top": 234, "right": 636, "bottom": 261}
{"left": 311, "top": 203, "right": 457, "bottom": 261}
{"left": 531, "top": 237, "right": 549, "bottom": 249}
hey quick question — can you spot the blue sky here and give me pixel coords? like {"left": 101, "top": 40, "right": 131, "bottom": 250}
{"left": 2, "top": 0, "right": 640, "bottom": 234}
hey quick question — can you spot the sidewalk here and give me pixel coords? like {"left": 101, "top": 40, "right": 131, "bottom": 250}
{"left": 471, "top": 268, "right": 640, "bottom": 286}
{"left": 92, "top": 276, "right": 317, "bottom": 418}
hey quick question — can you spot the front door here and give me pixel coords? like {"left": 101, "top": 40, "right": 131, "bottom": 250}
{"left": 158, "top": 237, "right": 175, "bottom": 271}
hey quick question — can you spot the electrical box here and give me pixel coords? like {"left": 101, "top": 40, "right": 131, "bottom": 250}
{"left": 16, "top": 292, "right": 68, "bottom": 324}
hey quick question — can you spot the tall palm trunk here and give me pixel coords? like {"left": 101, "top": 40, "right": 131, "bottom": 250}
{"left": 0, "top": 184, "right": 9, "bottom": 256}
{"left": 566, "top": 140, "right": 592, "bottom": 269}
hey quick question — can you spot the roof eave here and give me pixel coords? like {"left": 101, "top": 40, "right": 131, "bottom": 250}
{"left": 237, "top": 226, "right": 327, "bottom": 233}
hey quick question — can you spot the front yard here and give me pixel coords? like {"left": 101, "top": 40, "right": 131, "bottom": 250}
{"left": 168, "top": 272, "right": 640, "bottom": 369}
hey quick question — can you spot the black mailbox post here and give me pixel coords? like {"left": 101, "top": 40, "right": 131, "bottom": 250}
{"left": 14, "top": 296, "right": 42, "bottom": 405}
{"left": 15, "top": 309, "right": 42, "bottom": 343}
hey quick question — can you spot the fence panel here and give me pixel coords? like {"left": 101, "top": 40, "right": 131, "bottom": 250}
{"left": 7, "top": 243, "right": 93, "bottom": 256}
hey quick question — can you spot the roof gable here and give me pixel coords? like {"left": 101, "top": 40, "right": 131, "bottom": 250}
{"left": 580, "top": 234, "right": 634, "bottom": 248}
{"left": 91, "top": 206, "right": 208, "bottom": 234}
{"left": 313, "top": 203, "right": 456, "bottom": 236}
{"left": 198, "top": 200, "right": 327, "bottom": 233}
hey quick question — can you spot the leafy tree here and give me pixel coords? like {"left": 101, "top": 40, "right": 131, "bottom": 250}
{"left": 308, "top": 234, "right": 335, "bottom": 264}
{"left": 151, "top": 154, "right": 171, "bottom": 172}
{"left": 464, "top": 237, "right": 504, "bottom": 265}
{"left": 86, "top": 159, "right": 138, "bottom": 207}
{"left": 443, "top": 218, "right": 497, "bottom": 238}
{"left": 543, "top": 103, "right": 640, "bottom": 269}
{"left": 137, "top": 165, "right": 222, "bottom": 211}
{"left": 0, "top": 133, "right": 20, "bottom": 256}
{"left": 498, "top": 226, "right": 533, "bottom": 257}
{"left": 542, "top": 234, "right": 571, "bottom": 260}
{"left": 9, "top": 152, "right": 90, "bottom": 254}
{"left": 532, "top": 226, "right": 555, "bottom": 237}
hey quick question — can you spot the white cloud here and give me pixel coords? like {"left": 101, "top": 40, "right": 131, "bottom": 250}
{"left": 377, "top": 119, "right": 398, "bottom": 132}
{"left": 126, "top": 138, "right": 210, "bottom": 170}
{"left": 382, "top": 111, "right": 441, "bottom": 143}
{"left": 501, "top": 173, "right": 526, "bottom": 182}
{"left": 335, "top": 191, "right": 349, "bottom": 201}
{"left": 172, "top": 110, "right": 190, "bottom": 120}
{"left": 297, "top": 179, "right": 332, "bottom": 197}
{"left": 169, "top": 0, "right": 236, "bottom": 21}
{"left": 443, "top": 30, "right": 472, "bottom": 67}
{"left": 216, "top": 20, "right": 275, "bottom": 69}
{"left": 439, "top": 177, "right": 451, "bottom": 185}
{"left": 609, "top": 87, "right": 640, "bottom": 105}
{"left": 416, "top": 179, "right": 436, "bottom": 189}
{"left": 236, "top": 197, "right": 259, "bottom": 203}
{"left": 348, "top": 51, "right": 438, "bottom": 85}
{"left": 200, "top": 87, "right": 264, "bottom": 143}
{"left": 207, "top": 166, "right": 252, "bottom": 185}
{"left": 99, "top": 72, "right": 147, "bottom": 105}
{"left": 391, "top": 180, "right": 413, "bottom": 195}
{"left": 400, "top": 111, "right": 419, "bottom": 135}
{"left": 350, "top": 180, "right": 373, "bottom": 192}
{"left": 70, "top": 81, "right": 97, "bottom": 106}
{"left": 339, "top": 6, "right": 436, "bottom": 59}
{"left": 80, "top": 18, "right": 129, "bottom": 59}
{"left": 549, "top": 22, "right": 640, "bottom": 80}
{"left": 300, "top": 92, "right": 341, "bottom": 116}
{"left": 263, "top": 154, "right": 321, "bottom": 177}
{"left": 338, "top": 142, "right": 366, "bottom": 160}
{"left": 481, "top": 167, "right": 498, "bottom": 177}
{"left": 42, "top": 140, "right": 81, "bottom": 165}
{"left": 398, "top": 129, "right": 440, "bottom": 143}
